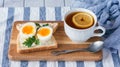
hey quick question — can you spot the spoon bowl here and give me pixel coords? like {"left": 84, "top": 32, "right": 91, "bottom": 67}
{"left": 87, "top": 41, "right": 104, "bottom": 52}
{"left": 51, "top": 41, "right": 104, "bottom": 56}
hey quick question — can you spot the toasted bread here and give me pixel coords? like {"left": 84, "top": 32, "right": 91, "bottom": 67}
{"left": 16, "top": 22, "right": 59, "bottom": 53}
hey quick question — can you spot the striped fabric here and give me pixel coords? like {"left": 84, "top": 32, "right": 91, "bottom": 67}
{"left": 0, "top": 7, "right": 120, "bottom": 67}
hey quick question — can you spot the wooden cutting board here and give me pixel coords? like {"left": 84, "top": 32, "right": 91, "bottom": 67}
{"left": 8, "top": 21, "right": 102, "bottom": 61}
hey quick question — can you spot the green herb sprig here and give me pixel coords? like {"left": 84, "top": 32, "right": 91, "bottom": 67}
{"left": 23, "top": 36, "right": 40, "bottom": 47}
{"left": 35, "top": 39, "right": 40, "bottom": 45}
{"left": 35, "top": 23, "right": 41, "bottom": 30}
{"left": 43, "top": 24, "right": 49, "bottom": 27}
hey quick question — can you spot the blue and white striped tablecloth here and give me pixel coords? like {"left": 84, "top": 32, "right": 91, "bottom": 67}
{"left": 0, "top": 7, "right": 120, "bottom": 67}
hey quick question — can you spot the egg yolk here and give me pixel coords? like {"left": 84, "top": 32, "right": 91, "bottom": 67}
{"left": 38, "top": 28, "right": 50, "bottom": 36}
{"left": 22, "top": 25, "right": 34, "bottom": 34}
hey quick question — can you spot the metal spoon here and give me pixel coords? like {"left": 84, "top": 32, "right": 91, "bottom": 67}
{"left": 51, "top": 41, "right": 104, "bottom": 56}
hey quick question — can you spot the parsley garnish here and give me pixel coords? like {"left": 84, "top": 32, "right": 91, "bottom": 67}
{"left": 35, "top": 23, "right": 49, "bottom": 29}
{"left": 23, "top": 36, "right": 40, "bottom": 47}
{"left": 35, "top": 39, "right": 40, "bottom": 45}
{"left": 43, "top": 24, "right": 49, "bottom": 26}
{"left": 35, "top": 23, "right": 41, "bottom": 30}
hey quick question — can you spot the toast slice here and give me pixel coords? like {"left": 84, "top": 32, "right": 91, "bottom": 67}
{"left": 16, "top": 22, "right": 59, "bottom": 53}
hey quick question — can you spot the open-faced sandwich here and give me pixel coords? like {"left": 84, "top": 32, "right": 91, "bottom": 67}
{"left": 16, "top": 22, "right": 59, "bottom": 53}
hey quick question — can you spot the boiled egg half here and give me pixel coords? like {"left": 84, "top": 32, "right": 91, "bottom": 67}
{"left": 20, "top": 22, "right": 36, "bottom": 38}
{"left": 37, "top": 26, "right": 53, "bottom": 41}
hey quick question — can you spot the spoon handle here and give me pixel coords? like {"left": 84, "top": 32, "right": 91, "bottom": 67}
{"left": 51, "top": 48, "right": 87, "bottom": 56}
